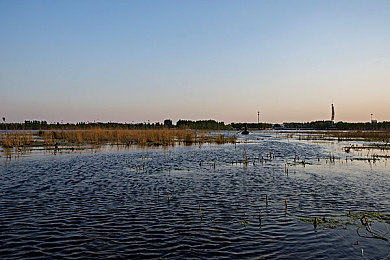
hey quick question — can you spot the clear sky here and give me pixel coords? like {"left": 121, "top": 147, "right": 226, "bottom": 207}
{"left": 1, "top": 0, "right": 389, "bottom": 123}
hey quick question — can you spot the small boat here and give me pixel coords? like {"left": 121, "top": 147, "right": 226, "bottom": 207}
{"left": 241, "top": 125, "right": 249, "bottom": 135}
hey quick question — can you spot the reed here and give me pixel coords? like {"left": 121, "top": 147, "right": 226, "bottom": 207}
{"left": 2, "top": 128, "right": 237, "bottom": 149}
{"left": 42, "top": 131, "right": 54, "bottom": 146}
{"left": 1, "top": 133, "right": 15, "bottom": 148}
{"left": 22, "top": 132, "right": 33, "bottom": 145}
{"left": 243, "top": 146, "right": 248, "bottom": 165}
{"left": 40, "top": 128, "right": 236, "bottom": 147}
{"left": 0, "top": 131, "right": 34, "bottom": 148}
{"left": 241, "top": 213, "right": 248, "bottom": 226}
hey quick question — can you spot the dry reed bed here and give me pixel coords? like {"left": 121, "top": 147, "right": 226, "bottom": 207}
{"left": 1, "top": 129, "right": 236, "bottom": 148}
{"left": 0, "top": 131, "right": 34, "bottom": 148}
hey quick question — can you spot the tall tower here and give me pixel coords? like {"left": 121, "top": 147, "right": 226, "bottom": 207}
{"left": 257, "top": 111, "right": 260, "bottom": 124}
{"left": 331, "top": 104, "right": 335, "bottom": 121}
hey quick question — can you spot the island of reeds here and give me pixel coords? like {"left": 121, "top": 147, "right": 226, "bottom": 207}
{"left": 0, "top": 128, "right": 238, "bottom": 150}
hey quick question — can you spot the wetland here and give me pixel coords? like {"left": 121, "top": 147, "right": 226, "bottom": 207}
{"left": 0, "top": 130, "right": 389, "bottom": 259}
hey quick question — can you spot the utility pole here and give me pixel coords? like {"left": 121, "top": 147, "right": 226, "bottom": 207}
{"left": 370, "top": 113, "right": 373, "bottom": 122}
{"left": 257, "top": 111, "right": 260, "bottom": 124}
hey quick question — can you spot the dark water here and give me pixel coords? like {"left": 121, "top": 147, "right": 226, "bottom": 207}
{"left": 1, "top": 132, "right": 389, "bottom": 259}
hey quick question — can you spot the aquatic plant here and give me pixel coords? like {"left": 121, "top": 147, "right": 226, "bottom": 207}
{"left": 241, "top": 213, "right": 248, "bottom": 226}
{"left": 243, "top": 146, "right": 248, "bottom": 165}
{"left": 299, "top": 211, "right": 390, "bottom": 243}
{"left": 0, "top": 131, "right": 34, "bottom": 148}
{"left": 343, "top": 211, "right": 390, "bottom": 225}
{"left": 46, "top": 129, "right": 236, "bottom": 147}
{"left": 42, "top": 131, "right": 54, "bottom": 146}
{"left": 1, "top": 128, "right": 238, "bottom": 152}
{"left": 297, "top": 130, "right": 390, "bottom": 143}
{"left": 299, "top": 216, "right": 353, "bottom": 229}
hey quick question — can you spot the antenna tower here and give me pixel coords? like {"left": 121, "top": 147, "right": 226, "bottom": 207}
{"left": 331, "top": 104, "right": 335, "bottom": 121}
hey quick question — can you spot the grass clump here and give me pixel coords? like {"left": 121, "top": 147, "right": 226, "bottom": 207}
{"left": 0, "top": 131, "right": 34, "bottom": 148}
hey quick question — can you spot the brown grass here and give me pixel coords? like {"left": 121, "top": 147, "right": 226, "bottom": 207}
{"left": 0, "top": 131, "right": 33, "bottom": 148}
{"left": 56, "top": 129, "right": 187, "bottom": 146}
{"left": 1, "top": 128, "right": 237, "bottom": 148}
{"left": 51, "top": 128, "right": 237, "bottom": 146}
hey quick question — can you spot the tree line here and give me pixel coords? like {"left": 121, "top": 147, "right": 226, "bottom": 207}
{"left": 1, "top": 119, "right": 389, "bottom": 131}
{"left": 1, "top": 119, "right": 270, "bottom": 130}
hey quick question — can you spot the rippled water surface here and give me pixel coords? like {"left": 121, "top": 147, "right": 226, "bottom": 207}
{"left": 1, "top": 131, "right": 389, "bottom": 259}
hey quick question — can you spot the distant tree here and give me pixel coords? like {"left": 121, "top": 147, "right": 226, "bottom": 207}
{"left": 164, "top": 119, "right": 173, "bottom": 127}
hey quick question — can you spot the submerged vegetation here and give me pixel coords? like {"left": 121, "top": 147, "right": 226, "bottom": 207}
{"left": 299, "top": 211, "right": 390, "bottom": 243}
{"left": 296, "top": 130, "right": 390, "bottom": 143}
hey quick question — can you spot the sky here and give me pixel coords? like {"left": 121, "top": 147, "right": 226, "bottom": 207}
{"left": 1, "top": 0, "right": 389, "bottom": 124}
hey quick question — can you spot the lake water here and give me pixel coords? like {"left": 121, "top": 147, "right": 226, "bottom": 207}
{"left": 1, "top": 131, "right": 389, "bottom": 259}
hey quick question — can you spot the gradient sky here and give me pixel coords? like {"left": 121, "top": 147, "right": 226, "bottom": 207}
{"left": 1, "top": 0, "right": 389, "bottom": 123}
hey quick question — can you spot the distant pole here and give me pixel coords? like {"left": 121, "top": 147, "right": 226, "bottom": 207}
{"left": 257, "top": 111, "right": 260, "bottom": 124}
{"left": 370, "top": 113, "right": 373, "bottom": 122}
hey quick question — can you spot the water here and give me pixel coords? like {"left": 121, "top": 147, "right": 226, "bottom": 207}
{"left": 1, "top": 131, "right": 389, "bottom": 259}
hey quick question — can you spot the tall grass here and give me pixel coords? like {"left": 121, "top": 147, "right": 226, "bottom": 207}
{"left": 0, "top": 131, "right": 33, "bottom": 148}
{"left": 1, "top": 128, "right": 236, "bottom": 148}
{"left": 53, "top": 129, "right": 185, "bottom": 146}
{"left": 45, "top": 128, "right": 236, "bottom": 146}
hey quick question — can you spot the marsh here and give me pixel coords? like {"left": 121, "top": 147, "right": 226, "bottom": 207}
{"left": 1, "top": 131, "right": 389, "bottom": 259}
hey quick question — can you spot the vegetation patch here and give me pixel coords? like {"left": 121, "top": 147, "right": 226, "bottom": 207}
{"left": 299, "top": 211, "right": 390, "bottom": 243}
{"left": 1, "top": 129, "right": 237, "bottom": 149}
